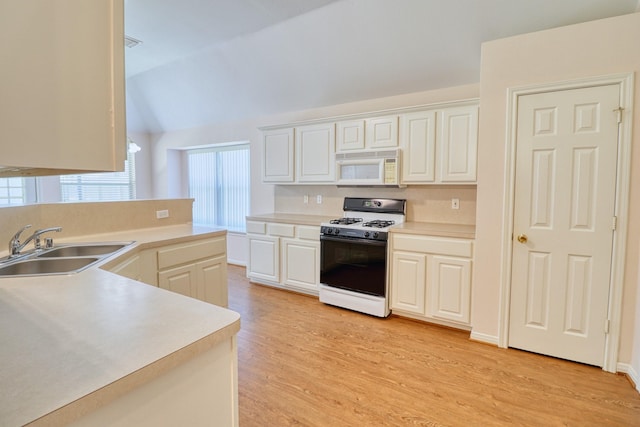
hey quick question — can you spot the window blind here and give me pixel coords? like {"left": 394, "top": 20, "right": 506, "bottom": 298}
{"left": 0, "top": 177, "right": 26, "bottom": 206}
{"left": 60, "top": 151, "right": 136, "bottom": 201}
{"left": 188, "top": 143, "right": 250, "bottom": 232}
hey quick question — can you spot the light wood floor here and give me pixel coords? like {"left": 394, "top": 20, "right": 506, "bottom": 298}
{"left": 228, "top": 266, "right": 640, "bottom": 426}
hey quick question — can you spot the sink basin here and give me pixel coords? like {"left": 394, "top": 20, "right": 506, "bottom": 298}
{"left": 0, "top": 257, "right": 100, "bottom": 277}
{"left": 37, "top": 243, "right": 129, "bottom": 258}
{"left": 0, "top": 241, "right": 134, "bottom": 277}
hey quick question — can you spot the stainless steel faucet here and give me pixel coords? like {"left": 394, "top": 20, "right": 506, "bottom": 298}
{"left": 9, "top": 225, "right": 62, "bottom": 257}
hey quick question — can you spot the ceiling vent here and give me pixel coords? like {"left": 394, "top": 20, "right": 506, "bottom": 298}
{"left": 124, "top": 35, "right": 143, "bottom": 48}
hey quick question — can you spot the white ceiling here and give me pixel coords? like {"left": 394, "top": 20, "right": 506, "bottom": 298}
{"left": 124, "top": 0, "right": 639, "bottom": 133}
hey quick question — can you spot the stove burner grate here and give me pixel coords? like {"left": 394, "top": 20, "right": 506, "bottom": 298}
{"left": 330, "top": 217, "right": 363, "bottom": 225}
{"left": 363, "top": 220, "right": 395, "bottom": 228}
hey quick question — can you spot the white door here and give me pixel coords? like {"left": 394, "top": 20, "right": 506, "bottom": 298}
{"left": 509, "top": 84, "right": 620, "bottom": 366}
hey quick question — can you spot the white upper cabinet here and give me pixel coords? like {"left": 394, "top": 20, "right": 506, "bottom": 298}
{"left": 263, "top": 128, "right": 295, "bottom": 182}
{"left": 400, "top": 102, "right": 478, "bottom": 185}
{"left": 400, "top": 110, "right": 437, "bottom": 183}
{"left": 0, "top": 0, "right": 126, "bottom": 176}
{"left": 261, "top": 100, "right": 477, "bottom": 185}
{"left": 365, "top": 116, "right": 399, "bottom": 149}
{"left": 295, "top": 123, "right": 335, "bottom": 183}
{"left": 336, "top": 120, "right": 365, "bottom": 151}
{"left": 438, "top": 105, "right": 479, "bottom": 183}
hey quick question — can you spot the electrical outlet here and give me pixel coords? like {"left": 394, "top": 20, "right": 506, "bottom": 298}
{"left": 156, "top": 209, "right": 169, "bottom": 219}
{"left": 303, "top": 195, "right": 309, "bottom": 204}
{"left": 316, "top": 195, "right": 323, "bottom": 204}
{"left": 451, "top": 198, "right": 460, "bottom": 210}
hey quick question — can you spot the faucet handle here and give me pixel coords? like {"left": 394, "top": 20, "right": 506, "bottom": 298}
{"left": 32, "top": 227, "right": 62, "bottom": 250}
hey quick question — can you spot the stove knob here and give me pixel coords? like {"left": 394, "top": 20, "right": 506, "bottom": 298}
{"left": 373, "top": 232, "right": 379, "bottom": 239}
{"left": 364, "top": 231, "right": 370, "bottom": 238}
{"left": 333, "top": 228, "right": 340, "bottom": 235}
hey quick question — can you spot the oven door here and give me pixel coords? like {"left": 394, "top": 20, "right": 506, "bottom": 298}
{"left": 320, "top": 235, "right": 387, "bottom": 297}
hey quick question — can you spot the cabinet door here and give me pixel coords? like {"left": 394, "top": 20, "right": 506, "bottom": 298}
{"left": 390, "top": 251, "right": 427, "bottom": 315}
{"left": 158, "top": 263, "right": 198, "bottom": 299}
{"left": 336, "top": 120, "right": 365, "bottom": 152}
{"left": 0, "top": 0, "right": 125, "bottom": 173}
{"left": 438, "top": 105, "right": 478, "bottom": 183}
{"left": 281, "top": 238, "right": 320, "bottom": 293}
{"left": 365, "top": 116, "right": 398, "bottom": 149}
{"left": 400, "top": 110, "right": 436, "bottom": 183}
{"left": 109, "top": 254, "right": 141, "bottom": 281}
{"left": 247, "top": 235, "right": 280, "bottom": 282}
{"left": 428, "top": 255, "right": 471, "bottom": 324}
{"left": 295, "top": 123, "right": 335, "bottom": 182}
{"left": 263, "top": 128, "right": 295, "bottom": 182}
{"left": 198, "top": 255, "right": 228, "bottom": 307}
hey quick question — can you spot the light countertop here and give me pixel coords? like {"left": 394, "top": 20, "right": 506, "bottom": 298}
{"left": 247, "top": 214, "right": 475, "bottom": 239}
{"left": 246, "top": 213, "right": 335, "bottom": 226}
{"left": 0, "top": 224, "right": 240, "bottom": 426}
{"left": 390, "top": 222, "right": 476, "bottom": 239}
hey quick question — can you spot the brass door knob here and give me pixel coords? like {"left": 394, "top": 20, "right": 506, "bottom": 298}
{"left": 517, "top": 234, "right": 528, "bottom": 243}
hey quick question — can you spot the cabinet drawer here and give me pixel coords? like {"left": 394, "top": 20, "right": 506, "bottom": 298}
{"left": 267, "top": 223, "right": 295, "bottom": 237}
{"left": 246, "top": 221, "right": 266, "bottom": 234}
{"left": 158, "top": 238, "right": 226, "bottom": 269}
{"left": 296, "top": 225, "right": 320, "bottom": 241}
{"left": 392, "top": 234, "right": 472, "bottom": 258}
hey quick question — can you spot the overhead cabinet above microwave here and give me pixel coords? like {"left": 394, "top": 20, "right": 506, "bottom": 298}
{"left": 0, "top": 0, "right": 126, "bottom": 177}
{"left": 336, "top": 115, "right": 399, "bottom": 152}
{"left": 260, "top": 99, "right": 478, "bottom": 185}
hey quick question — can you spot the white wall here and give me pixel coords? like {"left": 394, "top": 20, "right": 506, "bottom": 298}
{"left": 127, "top": 131, "right": 153, "bottom": 200}
{"left": 474, "top": 13, "right": 640, "bottom": 371}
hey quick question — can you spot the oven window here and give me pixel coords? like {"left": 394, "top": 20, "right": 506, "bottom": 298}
{"left": 320, "top": 237, "right": 387, "bottom": 297}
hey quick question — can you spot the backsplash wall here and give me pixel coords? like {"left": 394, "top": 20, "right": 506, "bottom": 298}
{"left": 274, "top": 185, "right": 476, "bottom": 224}
{"left": 0, "top": 199, "right": 194, "bottom": 255}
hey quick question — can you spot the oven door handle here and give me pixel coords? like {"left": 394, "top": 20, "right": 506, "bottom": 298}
{"left": 320, "top": 235, "right": 387, "bottom": 247}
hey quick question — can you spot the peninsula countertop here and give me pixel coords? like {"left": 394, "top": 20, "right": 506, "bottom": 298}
{"left": 0, "top": 224, "right": 240, "bottom": 426}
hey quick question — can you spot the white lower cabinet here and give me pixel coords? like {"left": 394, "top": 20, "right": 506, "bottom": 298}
{"left": 247, "top": 234, "right": 280, "bottom": 283}
{"left": 281, "top": 237, "right": 320, "bottom": 293}
{"left": 157, "top": 237, "right": 228, "bottom": 307}
{"left": 107, "top": 235, "right": 228, "bottom": 307}
{"left": 428, "top": 255, "right": 471, "bottom": 324}
{"left": 246, "top": 221, "right": 320, "bottom": 295}
{"left": 390, "top": 251, "right": 426, "bottom": 315}
{"left": 109, "top": 250, "right": 158, "bottom": 285}
{"left": 159, "top": 263, "right": 198, "bottom": 299}
{"left": 389, "top": 233, "right": 473, "bottom": 327}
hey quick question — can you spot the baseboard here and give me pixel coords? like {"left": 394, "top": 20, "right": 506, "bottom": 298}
{"left": 470, "top": 330, "right": 500, "bottom": 346}
{"left": 227, "top": 260, "right": 246, "bottom": 267}
{"left": 617, "top": 363, "right": 640, "bottom": 393}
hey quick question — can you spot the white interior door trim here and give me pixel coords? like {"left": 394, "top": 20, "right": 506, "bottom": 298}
{"left": 498, "top": 73, "right": 634, "bottom": 373}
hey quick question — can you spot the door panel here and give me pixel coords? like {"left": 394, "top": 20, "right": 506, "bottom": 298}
{"left": 509, "top": 84, "right": 619, "bottom": 366}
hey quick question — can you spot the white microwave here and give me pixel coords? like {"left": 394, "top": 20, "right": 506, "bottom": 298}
{"left": 335, "top": 149, "right": 403, "bottom": 186}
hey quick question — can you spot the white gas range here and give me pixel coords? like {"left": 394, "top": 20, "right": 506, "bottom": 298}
{"left": 319, "top": 197, "right": 406, "bottom": 317}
